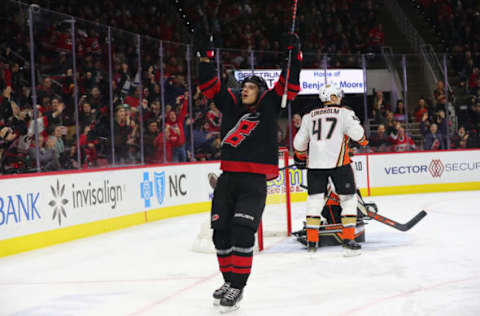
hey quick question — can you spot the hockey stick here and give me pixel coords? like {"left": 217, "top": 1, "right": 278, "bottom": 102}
{"left": 281, "top": 0, "right": 299, "bottom": 108}
{"left": 364, "top": 209, "right": 427, "bottom": 232}
{"left": 299, "top": 184, "right": 427, "bottom": 231}
{"left": 173, "top": 0, "right": 195, "bottom": 35}
{"left": 355, "top": 191, "right": 427, "bottom": 231}
{"left": 279, "top": 164, "right": 296, "bottom": 171}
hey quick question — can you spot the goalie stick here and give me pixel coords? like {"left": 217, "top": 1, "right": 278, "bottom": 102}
{"left": 358, "top": 195, "right": 427, "bottom": 232}
{"left": 297, "top": 184, "right": 427, "bottom": 232}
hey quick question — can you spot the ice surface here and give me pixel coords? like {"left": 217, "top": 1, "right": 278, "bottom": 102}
{"left": 1, "top": 191, "right": 479, "bottom": 316}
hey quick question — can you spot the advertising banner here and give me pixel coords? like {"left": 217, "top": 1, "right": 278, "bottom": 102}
{"left": 0, "top": 163, "right": 221, "bottom": 241}
{"left": 368, "top": 150, "right": 480, "bottom": 187}
{"left": 234, "top": 69, "right": 365, "bottom": 94}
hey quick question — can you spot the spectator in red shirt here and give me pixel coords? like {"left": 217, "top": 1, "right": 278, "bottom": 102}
{"left": 368, "top": 23, "right": 384, "bottom": 53}
{"left": 414, "top": 97, "right": 429, "bottom": 122}
{"left": 125, "top": 86, "right": 141, "bottom": 109}
{"left": 389, "top": 125, "right": 416, "bottom": 152}
{"left": 468, "top": 67, "right": 479, "bottom": 94}
{"left": 205, "top": 101, "right": 221, "bottom": 134}
{"left": 166, "top": 93, "right": 188, "bottom": 162}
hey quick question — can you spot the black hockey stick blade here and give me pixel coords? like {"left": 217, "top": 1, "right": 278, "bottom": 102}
{"left": 366, "top": 210, "right": 427, "bottom": 232}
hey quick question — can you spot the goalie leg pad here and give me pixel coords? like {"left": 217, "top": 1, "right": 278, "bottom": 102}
{"left": 341, "top": 215, "right": 357, "bottom": 240}
{"left": 339, "top": 194, "right": 357, "bottom": 216}
{"left": 339, "top": 194, "right": 358, "bottom": 241}
{"left": 307, "top": 193, "right": 326, "bottom": 217}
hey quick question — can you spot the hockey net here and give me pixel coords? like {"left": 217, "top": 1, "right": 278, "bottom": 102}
{"left": 192, "top": 147, "right": 306, "bottom": 253}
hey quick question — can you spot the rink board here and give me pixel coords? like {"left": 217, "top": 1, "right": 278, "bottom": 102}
{"left": 0, "top": 149, "right": 479, "bottom": 257}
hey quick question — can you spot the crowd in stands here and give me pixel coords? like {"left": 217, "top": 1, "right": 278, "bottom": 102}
{"left": 366, "top": 85, "right": 479, "bottom": 152}
{"left": 411, "top": 0, "right": 480, "bottom": 149}
{"left": 0, "top": 0, "right": 478, "bottom": 175}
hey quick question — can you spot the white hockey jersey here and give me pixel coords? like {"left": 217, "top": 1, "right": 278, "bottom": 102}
{"left": 293, "top": 106, "right": 366, "bottom": 169}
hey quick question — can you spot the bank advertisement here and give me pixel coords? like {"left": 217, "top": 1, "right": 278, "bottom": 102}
{"left": 234, "top": 69, "right": 365, "bottom": 94}
{"left": 0, "top": 163, "right": 221, "bottom": 241}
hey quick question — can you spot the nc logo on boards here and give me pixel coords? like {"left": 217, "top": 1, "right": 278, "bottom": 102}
{"left": 140, "top": 171, "right": 165, "bottom": 208}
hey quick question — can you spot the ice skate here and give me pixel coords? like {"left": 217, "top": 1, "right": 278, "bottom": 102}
{"left": 213, "top": 282, "right": 230, "bottom": 306}
{"left": 307, "top": 241, "right": 318, "bottom": 252}
{"left": 342, "top": 239, "right": 361, "bottom": 257}
{"left": 219, "top": 287, "right": 243, "bottom": 313}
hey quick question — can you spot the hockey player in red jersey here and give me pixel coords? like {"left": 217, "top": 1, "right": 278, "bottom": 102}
{"left": 196, "top": 33, "right": 302, "bottom": 312}
{"left": 293, "top": 83, "right": 368, "bottom": 256}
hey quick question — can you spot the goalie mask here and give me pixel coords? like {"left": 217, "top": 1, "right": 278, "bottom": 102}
{"left": 319, "top": 83, "right": 343, "bottom": 104}
{"left": 241, "top": 75, "right": 268, "bottom": 105}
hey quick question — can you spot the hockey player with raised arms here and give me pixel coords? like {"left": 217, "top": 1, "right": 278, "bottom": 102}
{"left": 196, "top": 33, "right": 302, "bottom": 312}
{"left": 293, "top": 83, "right": 368, "bottom": 256}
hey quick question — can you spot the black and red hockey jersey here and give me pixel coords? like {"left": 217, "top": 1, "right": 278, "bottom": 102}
{"left": 198, "top": 60, "right": 301, "bottom": 180}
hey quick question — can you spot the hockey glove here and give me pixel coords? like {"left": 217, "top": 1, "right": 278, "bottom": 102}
{"left": 357, "top": 136, "right": 369, "bottom": 147}
{"left": 294, "top": 151, "right": 307, "bottom": 169}
{"left": 282, "top": 32, "right": 302, "bottom": 64}
{"left": 193, "top": 30, "right": 215, "bottom": 59}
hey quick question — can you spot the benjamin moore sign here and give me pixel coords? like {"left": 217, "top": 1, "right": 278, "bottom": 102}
{"left": 234, "top": 69, "right": 365, "bottom": 94}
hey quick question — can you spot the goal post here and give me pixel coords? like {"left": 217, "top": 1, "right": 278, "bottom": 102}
{"left": 257, "top": 147, "right": 292, "bottom": 251}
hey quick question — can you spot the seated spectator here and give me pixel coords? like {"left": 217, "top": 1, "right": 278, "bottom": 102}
{"left": 369, "top": 124, "right": 391, "bottom": 152}
{"left": 45, "top": 97, "right": 66, "bottom": 127}
{"left": 451, "top": 126, "right": 469, "bottom": 149}
{"left": 283, "top": 113, "right": 302, "bottom": 148}
{"left": 414, "top": 97, "right": 429, "bottom": 122}
{"left": 28, "top": 134, "right": 60, "bottom": 171}
{"left": 383, "top": 110, "right": 396, "bottom": 135}
{"left": 193, "top": 120, "right": 220, "bottom": 160}
{"left": 124, "top": 86, "right": 141, "bottom": 109}
{"left": 423, "top": 123, "right": 446, "bottom": 150}
{"left": 393, "top": 99, "right": 407, "bottom": 122}
{"left": 36, "top": 77, "right": 56, "bottom": 101}
{"left": 469, "top": 67, "right": 480, "bottom": 94}
{"left": 368, "top": 23, "right": 385, "bottom": 54}
{"left": 389, "top": 125, "right": 416, "bottom": 152}
{"left": 48, "top": 125, "right": 66, "bottom": 160}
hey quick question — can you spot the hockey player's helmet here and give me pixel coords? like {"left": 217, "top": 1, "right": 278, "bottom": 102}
{"left": 319, "top": 83, "right": 343, "bottom": 103}
{"left": 241, "top": 75, "right": 268, "bottom": 97}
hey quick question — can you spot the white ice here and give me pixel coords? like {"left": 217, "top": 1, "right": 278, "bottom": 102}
{"left": 1, "top": 191, "right": 480, "bottom": 316}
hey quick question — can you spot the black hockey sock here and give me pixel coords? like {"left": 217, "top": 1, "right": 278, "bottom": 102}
{"left": 230, "top": 225, "right": 255, "bottom": 289}
{"left": 213, "top": 229, "right": 232, "bottom": 283}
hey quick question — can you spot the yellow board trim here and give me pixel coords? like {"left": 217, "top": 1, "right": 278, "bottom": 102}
{"left": 0, "top": 201, "right": 211, "bottom": 258}
{"left": 147, "top": 201, "right": 211, "bottom": 222}
{"left": 370, "top": 182, "right": 480, "bottom": 196}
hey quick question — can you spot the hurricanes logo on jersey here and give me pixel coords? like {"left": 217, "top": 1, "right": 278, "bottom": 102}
{"left": 222, "top": 113, "right": 260, "bottom": 147}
